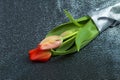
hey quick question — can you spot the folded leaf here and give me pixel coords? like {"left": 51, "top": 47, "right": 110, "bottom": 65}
{"left": 46, "top": 16, "right": 90, "bottom": 37}
{"left": 75, "top": 18, "right": 99, "bottom": 51}
{"left": 51, "top": 45, "right": 77, "bottom": 56}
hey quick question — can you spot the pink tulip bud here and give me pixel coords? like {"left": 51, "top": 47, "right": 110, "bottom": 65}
{"left": 39, "top": 36, "right": 62, "bottom": 50}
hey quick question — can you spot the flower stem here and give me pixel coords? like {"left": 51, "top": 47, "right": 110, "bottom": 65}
{"left": 62, "top": 31, "right": 78, "bottom": 40}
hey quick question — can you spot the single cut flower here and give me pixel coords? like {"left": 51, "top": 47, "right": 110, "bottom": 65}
{"left": 28, "top": 3, "right": 120, "bottom": 63}
{"left": 28, "top": 10, "right": 102, "bottom": 62}
{"left": 29, "top": 36, "right": 62, "bottom": 62}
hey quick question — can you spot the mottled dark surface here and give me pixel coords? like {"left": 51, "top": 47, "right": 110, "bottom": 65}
{"left": 0, "top": 0, "right": 120, "bottom": 80}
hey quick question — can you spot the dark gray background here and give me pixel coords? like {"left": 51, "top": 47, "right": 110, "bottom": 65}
{"left": 0, "top": 0, "right": 120, "bottom": 80}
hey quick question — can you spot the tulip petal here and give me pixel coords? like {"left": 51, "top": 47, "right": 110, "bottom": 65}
{"left": 29, "top": 48, "right": 51, "bottom": 62}
{"left": 39, "top": 36, "right": 62, "bottom": 50}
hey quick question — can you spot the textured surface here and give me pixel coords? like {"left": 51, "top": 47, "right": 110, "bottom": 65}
{"left": 0, "top": 0, "right": 120, "bottom": 80}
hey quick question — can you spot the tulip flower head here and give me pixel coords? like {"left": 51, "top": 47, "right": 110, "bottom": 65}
{"left": 29, "top": 36, "right": 62, "bottom": 62}
{"left": 39, "top": 36, "right": 62, "bottom": 50}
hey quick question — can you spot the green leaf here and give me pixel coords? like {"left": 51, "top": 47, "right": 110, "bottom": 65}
{"left": 64, "top": 9, "right": 82, "bottom": 27}
{"left": 51, "top": 45, "right": 77, "bottom": 56}
{"left": 46, "top": 16, "right": 90, "bottom": 37}
{"left": 76, "top": 16, "right": 90, "bottom": 22}
{"left": 75, "top": 19, "right": 99, "bottom": 51}
{"left": 75, "top": 28, "right": 91, "bottom": 51}
{"left": 46, "top": 23, "right": 79, "bottom": 37}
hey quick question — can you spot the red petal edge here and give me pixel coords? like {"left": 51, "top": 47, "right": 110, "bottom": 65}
{"left": 29, "top": 47, "right": 51, "bottom": 62}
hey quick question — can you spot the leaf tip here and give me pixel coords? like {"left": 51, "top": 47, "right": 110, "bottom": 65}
{"left": 77, "top": 47, "right": 80, "bottom": 52}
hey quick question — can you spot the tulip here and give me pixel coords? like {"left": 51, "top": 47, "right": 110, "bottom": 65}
{"left": 29, "top": 36, "right": 62, "bottom": 62}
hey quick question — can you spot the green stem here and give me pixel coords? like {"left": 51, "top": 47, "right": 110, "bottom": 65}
{"left": 62, "top": 31, "right": 78, "bottom": 40}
